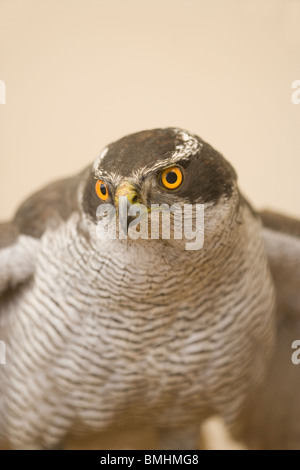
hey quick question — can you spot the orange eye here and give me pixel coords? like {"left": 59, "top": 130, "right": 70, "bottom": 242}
{"left": 95, "top": 180, "right": 109, "bottom": 200}
{"left": 161, "top": 167, "right": 183, "bottom": 189}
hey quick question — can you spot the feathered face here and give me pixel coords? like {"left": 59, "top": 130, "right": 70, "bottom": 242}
{"left": 82, "top": 128, "right": 238, "bottom": 248}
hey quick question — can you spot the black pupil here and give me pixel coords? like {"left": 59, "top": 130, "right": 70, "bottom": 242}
{"left": 166, "top": 171, "right": 178, "bottom": 184}
{"left": 100, "top": 184, "right": 107, "bottom": 196}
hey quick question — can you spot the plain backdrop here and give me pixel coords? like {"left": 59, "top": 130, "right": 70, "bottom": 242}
{"left": 0, "top": 0, "right": 299, "bottom": 450}
{"left": 0, "top": 0, "right": 299, "bottom": 221}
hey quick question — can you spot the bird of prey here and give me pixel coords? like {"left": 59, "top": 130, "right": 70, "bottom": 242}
{"left": 0, "top": 128, "right": 298, "bottom": 449}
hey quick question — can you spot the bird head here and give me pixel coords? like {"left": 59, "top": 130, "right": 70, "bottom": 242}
{"left": 81, "top": 128, "right": 238, "bottom": 251}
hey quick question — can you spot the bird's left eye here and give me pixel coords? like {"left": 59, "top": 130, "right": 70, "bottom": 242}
{"left": 160, "top": 167, "right": 183, "bottom": 189}
{"left": 95, "top": 180, "right": 109, "bottom": 200}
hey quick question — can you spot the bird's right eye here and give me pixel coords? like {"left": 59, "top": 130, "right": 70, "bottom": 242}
{"left": 95, "top": 180, "right": 109, "bottom": 200}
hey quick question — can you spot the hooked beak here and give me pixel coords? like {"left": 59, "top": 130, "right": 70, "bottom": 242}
{"left": 115, "top": 181, "right": 141, "bottom": 207}
{"left": 115, "top": 182, "right": 146, "bottom": 234}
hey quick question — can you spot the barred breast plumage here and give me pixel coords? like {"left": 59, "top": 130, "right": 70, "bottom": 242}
{"left": 1, "top": 128, "right": 297, "bottom": 450}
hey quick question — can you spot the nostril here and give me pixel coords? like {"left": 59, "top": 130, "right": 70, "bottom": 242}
{"left": 131, "top": 195, "right": 138, "bottom": 204}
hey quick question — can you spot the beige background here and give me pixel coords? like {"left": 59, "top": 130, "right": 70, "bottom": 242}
{"left": 0, "top": 0, "right": 300, "bottom": 220}
{"left": 0, "top": 0, "right": 299, "bottom": 450}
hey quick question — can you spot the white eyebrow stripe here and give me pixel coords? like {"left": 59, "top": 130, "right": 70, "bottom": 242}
{"left": 93, "top": 146, "right": 109, "bottom": 172}
{"left": 172, "top": 129, "right": 202, "bottom": 159}
{"left": 141, "top": 130, "right": 203, "bottom": 177}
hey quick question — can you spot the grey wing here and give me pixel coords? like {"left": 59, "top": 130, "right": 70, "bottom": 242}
{"left": 0, "top": 172, "right": 82, "bottom": 296}
{"left": 261, "top": 211, "right": 300, "bottom": 318}
{"left": 0, "top": 222, "right": 39, "bottom": 294}
{"left": 233, "top": 210, "right": 300, "bottom": 449}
